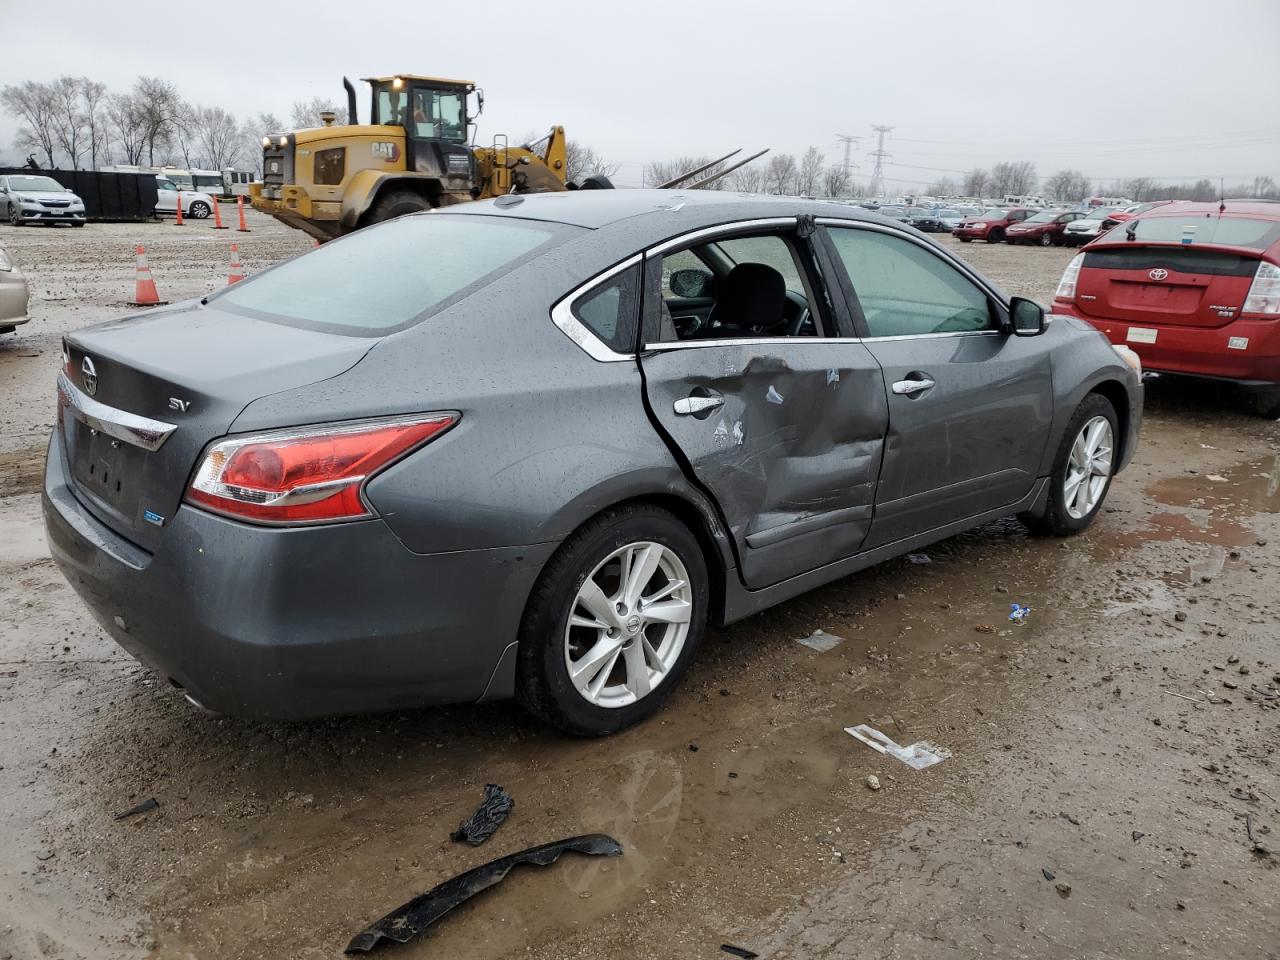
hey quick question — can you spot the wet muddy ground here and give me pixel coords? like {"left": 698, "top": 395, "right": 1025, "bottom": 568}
{"left": 0, "top": 215, "right": 1276, "bottom": 960}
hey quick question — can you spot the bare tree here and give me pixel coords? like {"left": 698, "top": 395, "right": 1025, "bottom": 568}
{"left": 824, "top": 164, "right": 852, "bottom": 198}
{"left": 765, "top": 153, "right": 797, "bottom": 195}
{"left": 725, "top": 162, "right": 764, "bottom": 193}
{"left": 1249, "top": 175, "right": 1278, "bottom": 199}
{"left": 645, "top": 155, "right": 727, "bottom": 188}
{"left": 171, "top": 101, "right": 201, "bottom": 168}
{"left": 926, "top": 176, "right": 958, "bottom": 197}
{"left": 989, "top": 161, "right": 1038, "bottom": 196}
{"left": 564, "top": 141, "right": 620, "bottom": 183}
{"left": 1, "top": 80, "right": 59, "bottom": 168}
{"left": 962, "top": 167, "right": 990, "bottom": 198}
{"left": 796, "top": 146, "right": 825, "bottom": 197}
{"left": 1043, "top": 169, "right": 1091, "bottom": 202}
{"left": 290, "top": 97, "right": 342, "bottom": 130}
{"left": 192, "top": 106, "right": 242, "bottom": 170}
{"left": 240, "top": 112, "right": 284, "bottom": 176}
{"left": 106, "top": 93, "right": 147, "bottom": 164}
{"left": 134, "top": 76, "right": 182, "bottom": 166}
{"left": 80, "top": 79, "right": 109, "bottom": 168}
{"left": 49, "top": 76, "right": 88, "bottom": 169}
{"left": 1122, "top": 176, "right": 1157, "bottom": 201}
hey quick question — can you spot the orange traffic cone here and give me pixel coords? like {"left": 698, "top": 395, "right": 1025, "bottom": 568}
{"left": 130, "top": 245, "right": 166, "bottom": 306}
{"left": 212, "top": 197, "right": 227, "bottom": 230}
{"left": 226, "top": 243, "right": 245, "bottom": 285}
{"left": 236, "top": 196, "right": 250, "bottom": 233}
{"left": 174, "top": 194, "right": 185, "bottom": 227}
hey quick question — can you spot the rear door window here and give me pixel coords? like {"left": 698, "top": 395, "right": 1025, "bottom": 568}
{"left": 211, "top": 214, "right": 572, "bottom": 336}
{"left": 571, "top": 263, "right": 641, "bottom": 353}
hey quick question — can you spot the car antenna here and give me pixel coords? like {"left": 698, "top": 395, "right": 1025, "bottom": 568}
{"left": 1219, "top": 177, "right": 1226, "bottom": 216}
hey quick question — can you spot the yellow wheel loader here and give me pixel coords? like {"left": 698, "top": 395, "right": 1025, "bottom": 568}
{"left": 251, "top": 74, "right": 768, "bottom": 241}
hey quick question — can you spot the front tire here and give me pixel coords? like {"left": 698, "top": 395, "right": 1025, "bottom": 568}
{"left": 189, "top": 201, "right": 210, "bottom": 219}
{"left": 958, "top": 236, "right": 972, "bottom": 242}
{"left": 1040, "top": 233, "right": 1054, "bottom": 247}
{"left": 516, "top": 505, "right": 708, "bottom": 736}
{"left": 1022, "top": 393, "right": 1118, "bottom": 536}
{"left": 368, "top": 190, "right": 434, "bottom": 225}
{"left": 988, "top": 228, "right": 1005, "bottom": 243}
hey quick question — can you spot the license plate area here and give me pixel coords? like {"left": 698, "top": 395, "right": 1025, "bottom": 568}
{"left": 67, "top": 415, "right": 145, "bottom": 516}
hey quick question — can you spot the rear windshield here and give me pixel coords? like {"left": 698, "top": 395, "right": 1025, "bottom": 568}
{"left": 210, "top": 214, "right": 569, "bottom": 335}
{"left": 1099, "top": 215, "right": 1280, "bottom": 250}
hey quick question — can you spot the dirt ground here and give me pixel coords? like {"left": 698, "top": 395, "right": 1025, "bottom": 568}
{"left": 0, "top": 211, "right": 1276, "bottom": 960}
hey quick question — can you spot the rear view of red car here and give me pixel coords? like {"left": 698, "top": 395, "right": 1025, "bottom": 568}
{"left": 1052, "top": 201, "right": 1280, "bottom": 417}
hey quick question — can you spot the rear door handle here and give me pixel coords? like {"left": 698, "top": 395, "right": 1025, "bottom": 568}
{"left": 891, "top": 376, "right": 936, "bottom": 396}
{"left": 674, "top": 395, "right": 724, "bottom": 416}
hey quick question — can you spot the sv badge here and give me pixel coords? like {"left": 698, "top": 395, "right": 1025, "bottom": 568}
{"left": 168, "top": 397, "right": 191, "bottom": 412}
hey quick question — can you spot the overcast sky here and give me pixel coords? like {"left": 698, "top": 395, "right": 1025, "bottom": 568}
{"left": 2, "top": 0, "right": 1277, "bottom": 190}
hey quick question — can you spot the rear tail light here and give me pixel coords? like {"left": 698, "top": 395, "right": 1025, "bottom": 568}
{"left": 185, "top": 413, "right": 458, "bottom": 524}
{"left": 1055, "top": 253, "right": 1084, "bottom": 300}
{"left": 1243, "top": 262, "right": 1280, "bottom": 315}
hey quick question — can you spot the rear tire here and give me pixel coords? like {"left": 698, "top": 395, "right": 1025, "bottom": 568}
{"left": 516, "top": 505, "right": 708, "bottom": 736}
{"left": 369, "top": 190, "right": 434, "bottom": 224}
{"left": 189, "top": 201, "right": 210, "bottom": 219}
{"left": 958, "top": 236, "right": 972, "bottom": 243}
{"left": 1021, "top": 393, "right": 1118, "bottom": 537}
{"left": 1249, "top": 389, "right": 1280, "bottom": 419}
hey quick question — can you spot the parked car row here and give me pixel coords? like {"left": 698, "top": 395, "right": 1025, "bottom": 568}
{"left": 1, "top": 172, "right": 217, "bottom": 227}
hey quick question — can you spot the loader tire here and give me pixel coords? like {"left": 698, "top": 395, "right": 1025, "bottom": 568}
{"left": 579, "top": 175, "right": 615, "bottom": 190}
{"left": 369, "top": 191, "right": 434, "bottom": 224}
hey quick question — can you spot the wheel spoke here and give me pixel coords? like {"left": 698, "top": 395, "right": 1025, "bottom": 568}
{"left": 623, "top": 641, "right": 651, "bottom": 699}
{"left": 577, "top": 578, "right": 618, "bottom": 628}
{"left": 643, "top": 578, "right": 686, "bottom": 605}
{"left": 641, "top": 633, "right": 663, "bottom": 671}
{"left": 570, "top": 613, "right": 609, "bottom": 631}
{"left": 588, "top": 647, "right": 624, "bottom": 698}
{"left": 641, "top": 598, "right": 692, "bottom": 625}
{"left": 623, "top": 544, "right": 662, "bottom": 607}
{"left": 1063, "top": 468, "right": 1086, "bottom": 506}
{"left": 570, "top": 637, "right": 623, "bottom": 689}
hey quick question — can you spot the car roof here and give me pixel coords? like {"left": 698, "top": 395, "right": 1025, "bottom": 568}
{"left": 1140, "top": 200, "right": 1280, "bottom": 220}
{"left": 445, "top": 189, "right": 898, "bottom": 233}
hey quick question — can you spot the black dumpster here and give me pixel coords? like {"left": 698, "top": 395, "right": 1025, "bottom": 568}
{"left": 0, "top": 168, "right": 158, "bottom": 222}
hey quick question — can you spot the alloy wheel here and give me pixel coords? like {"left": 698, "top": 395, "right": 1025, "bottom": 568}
{"left": 1063, "top": 415, "right": 1114, "bottom": 519}
{"left": 564, "top": 541, "right": 693, "bottom": 708}
{"left": 1040, "top": 233, "right": 1053, "bottom": 246}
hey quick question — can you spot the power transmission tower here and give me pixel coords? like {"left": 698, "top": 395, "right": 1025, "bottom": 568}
{"left": 835, "top": 134, "right": 860, "bottom": 175}
{"left": 867, "top": 124, "right": 893, "bottom": 196}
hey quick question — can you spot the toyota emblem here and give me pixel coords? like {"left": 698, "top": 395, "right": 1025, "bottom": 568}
{"left": 1148, "top": 268, "right": 1169, "bottom": 281}
{"left": 81, "top": 356, "right": 98, "bottom": 397}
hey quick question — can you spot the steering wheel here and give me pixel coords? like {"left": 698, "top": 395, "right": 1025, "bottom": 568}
{"left": 785, "top": 306, "right": 811, "bottom": 337}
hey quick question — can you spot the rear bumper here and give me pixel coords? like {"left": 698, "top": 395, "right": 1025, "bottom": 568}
{"left": 1055, "top": 302, "right": 1280, "bottom": 386}
{"left": 0, "top": 275, "right": 29, "bottom": 327}
{"left": 42, "top": 432, "right": 556, "bottom": 720}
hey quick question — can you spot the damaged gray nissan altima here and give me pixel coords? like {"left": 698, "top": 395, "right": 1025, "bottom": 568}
{"left": 43, "top": 190, "right": 1143, "bottom": 735}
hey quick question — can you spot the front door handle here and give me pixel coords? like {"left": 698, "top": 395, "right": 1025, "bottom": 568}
{"left": 891, "top": 376, "right": 936, "bottom": 396}
{"left": 674, "top": 395, "right": 724, "bottom": 416}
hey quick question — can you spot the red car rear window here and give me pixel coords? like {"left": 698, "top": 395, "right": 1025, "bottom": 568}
{"left": 1099, "top": 215, "right": 1280, "bottom": 250}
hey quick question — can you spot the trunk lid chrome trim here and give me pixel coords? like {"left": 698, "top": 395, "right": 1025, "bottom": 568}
{"left": 57, "top": 372, "right": 176, "bottom": 452}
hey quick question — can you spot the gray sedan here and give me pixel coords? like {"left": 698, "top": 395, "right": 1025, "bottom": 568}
{"left": 0, "top": 243, "right": 30, "bottom": 333}
{"left": 43, "top": 191, "right": 1142, "bottom": 735}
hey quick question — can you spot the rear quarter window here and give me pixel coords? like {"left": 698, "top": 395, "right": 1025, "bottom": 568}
{"left": 210, "top": 214, "right": 572, "bottom": 336}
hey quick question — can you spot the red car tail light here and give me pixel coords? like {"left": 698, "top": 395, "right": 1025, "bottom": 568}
{"left": 186, "top": 413, "right": 458, "bottom": 524}
{"left": 1243, "top": 262, "right": 1280, "bottom": 315}
{"left": 1055, "top": 253, "right": 1084, "bottom": 300}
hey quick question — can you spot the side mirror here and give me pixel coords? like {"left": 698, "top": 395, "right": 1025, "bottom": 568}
{"left": 669, "top": 268, "right": 715, "bottom": 299}
{"left": 1009, "top": 296, "right": 1047, "bottom": 336}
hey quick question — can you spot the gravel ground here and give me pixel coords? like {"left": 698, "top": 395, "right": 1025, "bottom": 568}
{"left": 0, "top": 214, "right": 1276, "bottom": 960}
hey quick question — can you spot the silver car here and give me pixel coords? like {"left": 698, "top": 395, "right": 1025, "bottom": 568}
{"left": 0, "top": 243, "right": 30, "bottom": 333}
{"left": 43, "top": 191, "right": 1143, "bottom": 735}
{"left": 1, "top": 174, "right": 87, "bottom": 227}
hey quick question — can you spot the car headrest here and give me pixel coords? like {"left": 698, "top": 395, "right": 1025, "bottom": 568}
{"left": 709, "top": 262, "right": 787, "bottom": 333}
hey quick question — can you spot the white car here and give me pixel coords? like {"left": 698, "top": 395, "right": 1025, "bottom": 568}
{"left": 1062, "top": 207, "right": 1123, "bottom": 247}
{"left": 154, "top": 177, "right": 215, "bottom": 219}
{"left": 1, "top": 174, "right": 87, "bottom": 227}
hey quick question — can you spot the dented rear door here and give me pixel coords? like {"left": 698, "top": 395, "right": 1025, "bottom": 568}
{"left": 640, "top": 327, "right": 888, "bottom": 590}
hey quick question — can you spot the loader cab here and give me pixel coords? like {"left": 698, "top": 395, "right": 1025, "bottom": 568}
{"left": 366, "top": 75, "right": 475, "bottom": 187}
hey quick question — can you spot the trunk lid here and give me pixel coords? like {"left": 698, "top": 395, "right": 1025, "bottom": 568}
{"left": 1074, "top": 244, "right": 1261, "bottom": 328}
{"left": 60, "top": 301, "right": 374, "bottom": 552}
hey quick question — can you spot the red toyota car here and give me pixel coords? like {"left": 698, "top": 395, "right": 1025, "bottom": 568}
{"left": 1052, "top": 201, "right": 1280, "bottom": 417}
